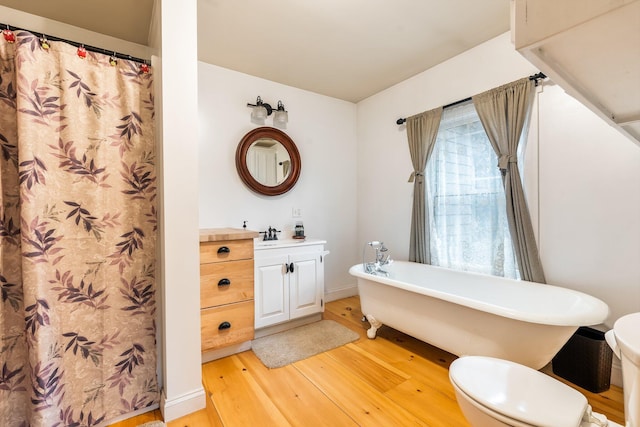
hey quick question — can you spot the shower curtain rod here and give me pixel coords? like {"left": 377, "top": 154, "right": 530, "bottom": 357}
{"left": 395, "top": 72, "right": 546, "bottom": 125}
{"left": 1, "top": 22, "right": 149, "bottom": 65}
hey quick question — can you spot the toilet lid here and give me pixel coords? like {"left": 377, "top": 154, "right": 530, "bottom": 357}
{"left": 449, "top": 356, "right": 588, "bottom": 427}
{"left": 613, "top": 312, "right": 640, "bottom": 366}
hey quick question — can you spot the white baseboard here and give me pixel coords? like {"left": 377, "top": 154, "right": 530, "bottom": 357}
{"left": 325, "top": 285, "right": 358, "bottom": 302}
{"left": 610, "top": 358, "right": 623, "bottom": 387}
{"left": 160, "top": 386, "right": 206, "bottom": 422}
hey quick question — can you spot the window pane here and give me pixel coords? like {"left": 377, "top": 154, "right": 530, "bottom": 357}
{"left": 427, "top": 101, "right": 519, "bottom": 279}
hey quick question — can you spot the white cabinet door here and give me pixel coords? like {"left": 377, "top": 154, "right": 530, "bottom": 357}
{"left": 289, "top": 250, "right": 323, "bottom": 320}
{"left": 254, "top": 253, "right": 289, "bottom": 329}
{"left": 254, "top": 243, "right": 326, "bottom": 329}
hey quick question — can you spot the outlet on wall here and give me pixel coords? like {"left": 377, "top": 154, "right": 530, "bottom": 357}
{"left": 292, "top": 207, "right": 302, "bottom": 218}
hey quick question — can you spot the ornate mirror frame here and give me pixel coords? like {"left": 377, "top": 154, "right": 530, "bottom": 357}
{"left": 235, "top": 127, "right": 301, "bottom": 196}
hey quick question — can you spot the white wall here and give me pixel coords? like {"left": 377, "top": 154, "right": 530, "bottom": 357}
{"left": 198, "top": 63, "right": 359, "bottom": 299}
{"left": 537, "top": 84, "right": 640, "bottom": 325}
{"left": 356, "top": 32, "right": 640, "bottom": 327}
{"left": 154, "top": 0, "right": 205, "bottom": 421}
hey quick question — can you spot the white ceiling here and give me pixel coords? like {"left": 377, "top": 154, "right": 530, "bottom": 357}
{"left": 1, "top": 0, "right": 511, "bottom": 103}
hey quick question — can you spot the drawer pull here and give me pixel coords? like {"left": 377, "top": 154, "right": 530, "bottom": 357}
{"left": 218, "top": 278, "right": 231, "bottom": 287}
{"left": 217, "top": 246, "right": 230, "bottom": 254}
{"left": 218, "top": 321, "right": 231, "bottom": 330}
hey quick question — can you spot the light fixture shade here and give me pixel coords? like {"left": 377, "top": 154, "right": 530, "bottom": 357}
{"left": 248, "top": 97, "right": 289, "bottom": 126}
{"left": 273, "top": 109, "right": 288, "bottom": 127}
{"left": 251, "top": 105, "right": 268, "bottom": 122}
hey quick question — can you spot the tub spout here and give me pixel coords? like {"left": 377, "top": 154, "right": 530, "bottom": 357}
{"left": 363, "top": 262, "right": 376, "bottom": 274}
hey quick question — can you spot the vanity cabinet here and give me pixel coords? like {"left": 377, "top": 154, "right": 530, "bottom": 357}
{"left": 199, "top": 228, "right": 259, "bottom": 357}
{"left": 254, "top": 240, "right": 328, "bottom": 329}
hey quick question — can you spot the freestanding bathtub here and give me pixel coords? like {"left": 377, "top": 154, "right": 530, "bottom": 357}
{"left": 349, "top": 261, "right": 609, "bottom": 369}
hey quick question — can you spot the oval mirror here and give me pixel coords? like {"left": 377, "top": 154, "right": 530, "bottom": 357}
{"left": 235, "top": 127, "right": 301, "bottom": 196}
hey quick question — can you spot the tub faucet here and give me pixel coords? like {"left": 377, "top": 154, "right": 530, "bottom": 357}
{"left": 363, "top": 241, "right": 392, "bottom": 276}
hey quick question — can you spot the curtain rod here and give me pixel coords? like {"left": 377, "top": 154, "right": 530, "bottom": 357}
{"left": 1, "top": 22, "right": 149, "bottom": 65}
{"left": 395, "top": 72, "right": 546, "bottom": 125}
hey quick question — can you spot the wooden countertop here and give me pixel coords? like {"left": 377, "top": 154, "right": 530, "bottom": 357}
{"left": 200, "top": 228, "right": 260, "bottom": 242}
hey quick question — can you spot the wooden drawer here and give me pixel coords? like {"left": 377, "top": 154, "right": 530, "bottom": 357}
{"left": 200, "top": 239, "right": 254, "bottom": 264}
{"left": 200, "top": 259, "right": 254, "bottom": 308}
{"left": 201, "top": 300, "right": 254, "bottom": 352}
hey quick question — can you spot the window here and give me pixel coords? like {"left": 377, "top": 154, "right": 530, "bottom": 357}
{"left": 427, "top": 101, "right": 519, "bottom": 279}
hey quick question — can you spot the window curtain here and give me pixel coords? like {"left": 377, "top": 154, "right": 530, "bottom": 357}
{"left": 406, "top": 107, "right": 442, "bottom": 263}
{"left": 427, "top": 102, "right": 519, "bottom": 278}
{"left": 472, "top": 78, "right": 545, "bottom": 283}
{"left": 0, "top": 31, "right": 158, "bottom": 426}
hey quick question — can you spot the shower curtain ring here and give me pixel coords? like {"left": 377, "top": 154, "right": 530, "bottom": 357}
{"left": 40, "top": 34, "right": 50, "bottom": 50}
{"left": 77, "top": 44, "right": 87, "bottom": 59}
{"left": 3, "top": 25, "right": 16, "bottom": 43}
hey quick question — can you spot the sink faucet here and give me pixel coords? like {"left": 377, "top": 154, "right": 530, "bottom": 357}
{"left": 261, "top": 226, "right": 281, "bottom": 241}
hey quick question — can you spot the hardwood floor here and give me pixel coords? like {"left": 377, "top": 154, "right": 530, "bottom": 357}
{"left": 109, "top": 296, "right": 625, "bottom": 427}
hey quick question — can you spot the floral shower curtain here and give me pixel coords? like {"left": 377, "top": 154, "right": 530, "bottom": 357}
{"left": 0, "top": 30, "right": 158, "bottom": 426}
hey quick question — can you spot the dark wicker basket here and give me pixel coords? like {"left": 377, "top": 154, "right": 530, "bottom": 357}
{"left": 552, "top": 326, "right": 613, "bottom": 393}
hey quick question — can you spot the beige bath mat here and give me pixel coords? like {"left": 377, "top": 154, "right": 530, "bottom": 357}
{"left": 251, "top": 320, "right": 360, "bottom": 368}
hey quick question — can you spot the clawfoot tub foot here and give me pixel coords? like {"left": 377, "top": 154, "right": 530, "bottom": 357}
{"left": 364, "top": 314, "right": 382, "bottom": 339}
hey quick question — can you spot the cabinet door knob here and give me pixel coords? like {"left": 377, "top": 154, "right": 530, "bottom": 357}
{"left": 218, "top": 278, "right": 231, "bottom": 287}
{"left": 289, "top": 262, "right": 294, "bottom": 273}
{"left": 218, "top": 321, "right": 231, "bottom": 330}
{"left": 217, "top": 246, "right": 230, "bottom": 254}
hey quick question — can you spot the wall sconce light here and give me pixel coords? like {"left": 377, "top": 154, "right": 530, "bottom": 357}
{"left": 247, "top": 96, "right": 288, "bottom": 128}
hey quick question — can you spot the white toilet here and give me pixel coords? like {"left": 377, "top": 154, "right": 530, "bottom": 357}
{"left": 605, "top": 312, "right": 640, "bottom": 427}
{"left": 449, "top": 312, "right": 640, "bottom": 427}
{"left": 449, "top": 356, "right": 618, "bottom": 426}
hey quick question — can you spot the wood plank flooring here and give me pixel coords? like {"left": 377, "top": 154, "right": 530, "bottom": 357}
{"left": 109, "top": 296, "right": 625, "bottom": 427}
